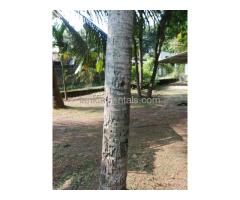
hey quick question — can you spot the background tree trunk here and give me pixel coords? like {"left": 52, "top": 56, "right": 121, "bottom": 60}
{"left": 100, "top": 10, "right": 133, "bottom": 190}
{"left": 147, "top": 11, "right": 172, "bottom": 98}
{"left": 60, "top": 60, "right": 68, "bottom": 100}
{"left": 138, "top": 12, "right": 144, "bottom": 90}
{"left": 53, "top": 67, "right": 65, "bottom": 109}
{"left": 133, "top": 36, "right": 142, "bottom": 97}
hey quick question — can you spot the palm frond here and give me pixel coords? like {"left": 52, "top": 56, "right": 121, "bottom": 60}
{"left": 83, "top": 20, "right": 107, "bottom": 52}
{"left": 74, "top": 10, "right": 107, "bottom": 52}
{"left": 53, "top": 10, "right": 88, "bottom": 57}
{"left": 52, "top": 24, "right": 66, "bottom": 49}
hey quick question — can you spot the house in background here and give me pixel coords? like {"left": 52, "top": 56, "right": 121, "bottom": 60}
{"left": 158, "top": 51, "right": 174, "bottom": 77}
{"left": 52, "top": 51, "right": 77, "bottom": 87}
{"left": 158, "top": 51, "right": 188, "bottom": 82}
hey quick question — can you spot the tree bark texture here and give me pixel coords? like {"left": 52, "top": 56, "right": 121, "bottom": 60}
{"left": 53, "top": 66, "right": 65, "bottom": 109}
{"left": 99, "top": 10, "right": 133, "bottom": 190}
{"left": 147, "top": 11, "right": 172, "bottom": 98}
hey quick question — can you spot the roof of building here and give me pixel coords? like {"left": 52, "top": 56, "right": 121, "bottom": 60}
{"left": 159, "top": 51, "right": 187, "bottom": 64}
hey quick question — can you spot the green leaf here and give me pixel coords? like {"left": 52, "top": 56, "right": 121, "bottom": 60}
{"left": 96, "top": 59, "right": 103, "bottom": 73}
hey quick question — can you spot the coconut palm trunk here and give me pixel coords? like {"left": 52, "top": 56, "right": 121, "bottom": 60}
{"left": 53, "top": 66, "right": 65, "bottom": 108}
{"left": 99, "top": 10, "right": 133, "bottom": 190}
{"left": 60, "top": 60, "right": 68, "bottom": 100}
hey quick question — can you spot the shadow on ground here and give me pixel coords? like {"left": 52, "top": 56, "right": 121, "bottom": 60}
{"left": 53, "top": 121, "right": 183, "bottom": 189}
{"left": 53, "top": 85, "right": 187, "bottom": 190}
{"left": 128, "top": 124, "right": 183, "bottom": 173}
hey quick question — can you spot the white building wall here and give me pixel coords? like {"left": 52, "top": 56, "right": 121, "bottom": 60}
{"left": 185, "top": 64, "right": 188, "bottom": 75}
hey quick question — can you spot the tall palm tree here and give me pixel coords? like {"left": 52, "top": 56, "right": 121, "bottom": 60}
{"left": 52, "top": 23, "right": 66, "bottom": 108}
{"left": 147, "top": 10, "right": 173, "bottom": 98}
{"left": 54, "top": 10, "right": 107, "bottom": 86}
{"left": 52, "top": 24, "right": 69, "bottom": 100}
{"left": 99, "top": 10, "right": 134, "bottom": 190}
{"left": 133, "top": 12, "right": 142, "bottom": 97}
{"left": 132, "top": 10, "right": 163, "bottom": 97}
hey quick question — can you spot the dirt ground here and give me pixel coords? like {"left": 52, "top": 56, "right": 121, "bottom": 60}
{"left": 53, "top": 83, "right": 187, "bottom": 190}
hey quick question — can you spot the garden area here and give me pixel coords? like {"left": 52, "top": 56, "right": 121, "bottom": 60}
{"left": 53, "top": 84, "right": 187, "bottom": 189}
{"left": 52, "top": 10, "right": 187, "bottom": 190}
{"left": 2, "top": 3, "right": 239, "bottom": 200}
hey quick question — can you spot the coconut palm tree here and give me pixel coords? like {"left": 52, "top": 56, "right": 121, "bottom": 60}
{"left": 53, "top": 10, "right": 176, "bottom": 188}
{"left": 52, "top": 23, "right": 69, "bottom": 100}
{"left": 146, "top": 10, "right": 187, "bottom": 98}
{"left": 132, "top": 10, "right": 163, "bottom": 97}
{"left": 147, "top": 10, "right": 173, "bottom": 98}
{"left": 53, "top": 10, "right": 107, "bottom": 87}
{"left": 99, "top": 10, "right": 134, "bottom": 190}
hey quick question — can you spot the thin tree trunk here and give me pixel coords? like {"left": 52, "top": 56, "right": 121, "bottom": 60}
{"left": 139, "top": 37, "right": 143, "bottom": 89}
{"left": 60, "top": 60, "right": 68, "bottom": 100}
{"left": 147, "top": 46, "right": 160, "bottom": 98}
{"left": 147, "top": 11, "right": 172, "bottom": 98}
{"left": 138, "top": 12, "right": 144, "bottom": 89}
{"left": 53, "top": 66, "right": 65, "bottom": 109}
{"left": 100, "top": 10, "right": 133, "bottom": 190}
{"left": 133, "top": 36, "right": 142, "bottom": 97}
